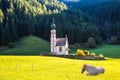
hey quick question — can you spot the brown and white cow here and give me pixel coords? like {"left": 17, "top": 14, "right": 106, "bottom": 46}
{"left": 81, "top": 64, "right": 105, "bottom": 76}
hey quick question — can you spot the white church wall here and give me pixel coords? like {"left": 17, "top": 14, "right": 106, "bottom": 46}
{"left": 65, "top": 44, "right": 68, "bottom": 55}
{"left": 56, "top": 46, "right": 65, "bottom": 55}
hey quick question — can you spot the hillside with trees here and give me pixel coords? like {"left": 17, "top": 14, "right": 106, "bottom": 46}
{"left": 81, "top": 1, "right": 120, "bottom": 44}
{"left": 0, "top": 0, "right": 120, "bottom": 46}
{"left": 0, "top": 0, "right": 67, "bottom": 45}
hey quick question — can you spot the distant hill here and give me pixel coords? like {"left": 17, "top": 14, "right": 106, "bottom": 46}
{"left": 59, "top": 0, "right": 81, "bottom": 2}
{"left": 60, "top": 0, "right": 115, "bottom": 8}
{"left": 0, "top": 36, "right": 50, "bottom": 55}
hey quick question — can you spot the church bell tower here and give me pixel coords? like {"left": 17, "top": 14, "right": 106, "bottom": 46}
{"left": 50, "top": 18, "right": 56, "bottom": 54}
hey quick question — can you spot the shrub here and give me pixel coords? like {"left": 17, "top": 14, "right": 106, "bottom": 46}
{"left": 109, "top": 35, "right": 120, "bottom": 45}
{"left": 8, "top": 42, "right": 16, "bottom": 48}
{"left": 86, "top": 37, "right": 97, "bottom": 48}
{"left": 76, "top": 49, "right": 85, "bottom": 57}
{"left": 84, "top": 50, "right": 89, "bottom": 55}
{"left": 91, "top": 53, "right": 96, "bottom": 56}
{"left": 99, "top": 54, "right": 104, "bottom": 57}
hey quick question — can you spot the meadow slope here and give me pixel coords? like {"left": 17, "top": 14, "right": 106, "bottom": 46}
{"left": 0, "top": 36, "right": 50, "bottom": 55}
{"left": 0, "top": 56, "right": 120, "bottom": 80}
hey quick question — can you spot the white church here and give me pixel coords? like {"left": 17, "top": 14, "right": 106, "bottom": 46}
{"left": 50, "top": 18, "right": 69, "bottom": 55}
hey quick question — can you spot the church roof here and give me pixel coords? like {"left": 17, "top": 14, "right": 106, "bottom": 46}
{"left": 56, "top": 38, "right": 66, "bottom": 46}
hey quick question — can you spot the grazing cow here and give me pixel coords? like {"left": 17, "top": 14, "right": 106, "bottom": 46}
{"left": 81, "top": 64, "right": 105, "bottom": 76}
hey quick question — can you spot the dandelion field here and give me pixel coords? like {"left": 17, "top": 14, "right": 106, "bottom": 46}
{"left": 0, "top": 56, "right": 120, "bottom": 80}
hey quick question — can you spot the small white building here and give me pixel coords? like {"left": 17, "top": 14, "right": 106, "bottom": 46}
{"left": 50, "top": 18, "right": 69, "bottom": 55}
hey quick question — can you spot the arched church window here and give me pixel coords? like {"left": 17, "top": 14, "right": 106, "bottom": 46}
{"left": 59, "top": 47, "right": 62, "bottom": 52}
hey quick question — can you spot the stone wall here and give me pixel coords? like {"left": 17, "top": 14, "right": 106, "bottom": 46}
{"left": 41, "top": 53, "right": 105, "bottom": 60}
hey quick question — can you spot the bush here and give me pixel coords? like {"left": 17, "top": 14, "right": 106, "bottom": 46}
{"left": 91, "top": 53, "right": 96, "bottom": 56}
{"left": 84, "top": 50, "right": 89, "bottom": 55}
{"left": 109, "top": 35, "right": 120, "bottom": 45}
{"left": 99, "top": 54, "right": 104, "bottom": 57}
{"left": 86, "top": 37, "right": 97, "bottom": 48}
{"left": 76, "top": 49, "right": 85, "bottom": 57}
{"left": 8, "top": 42, "right": 16, "bottom": 48}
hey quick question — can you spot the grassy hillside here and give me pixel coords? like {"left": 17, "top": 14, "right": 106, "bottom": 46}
{"left": 0, "top": 36, "right": 50, "bottom": 55}
{"left": 89, "top": 45, "right": 120, "bottom": 58}
{"left": 70, "top": 44, "right": 120, "bottom": 58}
{"left": 0, "top": 56, "right": 120, "bottom": 80}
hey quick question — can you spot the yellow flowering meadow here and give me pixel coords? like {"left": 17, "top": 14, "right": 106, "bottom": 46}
{"left": 0, "top": 56, "right": 120, "bottom": 80}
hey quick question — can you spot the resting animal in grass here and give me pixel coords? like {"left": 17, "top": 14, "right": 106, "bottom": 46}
{"left": 81, "top": 64, "right": 105, "bottom": 76}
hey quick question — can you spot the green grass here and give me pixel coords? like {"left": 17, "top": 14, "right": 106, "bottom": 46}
{"left": 89, "top": 45, "right": 120, "bottom": 58}
{"left": 70, "top": 44, "right": 120, "bottom": 58}
{"left": 0, "top": 56, "right": 120, "bottom": 80}
{"left": 0, "top": 36, "right": 50, "bottom": 55}
{"left": 0, "top": 36, "right": 119, "bottom": 58}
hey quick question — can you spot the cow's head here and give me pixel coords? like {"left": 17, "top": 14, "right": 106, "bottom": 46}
{"left": 81, "top": 64, "right": 87, "bottom": 73}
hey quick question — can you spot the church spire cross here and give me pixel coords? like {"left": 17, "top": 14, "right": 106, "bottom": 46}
{"left": 51, "top": 18, "right": 56, "bottom": 29}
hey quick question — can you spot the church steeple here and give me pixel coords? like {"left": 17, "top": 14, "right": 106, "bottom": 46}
{"left": 50, "top": 18, "right": 69, "bottom": 55}
{"left": 51, "top": 18, "right": 56, "bottom": 29}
